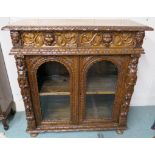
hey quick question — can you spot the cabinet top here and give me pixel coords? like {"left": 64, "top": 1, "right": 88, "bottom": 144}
{"left": 2, "top": 19, "right": 153, "bottom": 31}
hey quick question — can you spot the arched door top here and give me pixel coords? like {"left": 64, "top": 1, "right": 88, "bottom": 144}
{"left": 32, "top": 57, "right": 71, "bottom": 75}
{"left": 84, "top": 58, "right": 120, "bottom": 76}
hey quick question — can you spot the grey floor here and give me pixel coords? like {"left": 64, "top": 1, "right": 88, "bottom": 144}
{"left": 0, "top": 106, "right": 155, "bottom": 138}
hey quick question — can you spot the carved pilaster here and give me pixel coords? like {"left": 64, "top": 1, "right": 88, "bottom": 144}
{"left": 119, "top": 54, "right": 140, "bottom": 126}
{"left": 15, "top": 55, "right": 36, "bottom": 130}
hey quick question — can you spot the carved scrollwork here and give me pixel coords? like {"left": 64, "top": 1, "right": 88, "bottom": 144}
{"left": 112, "top": 33, "right": 135, "bottom": 47}
{"left": 22, "top": 32, "right": 44, "bottom": 47}
{"left": 15, "top": 55, "right": 36, "bottom": 129}
{"left": 79, "top": 32, "right": 103, "bottom": 47}
{"left": 55, "top": 32, "right": 78, "bottom": 47}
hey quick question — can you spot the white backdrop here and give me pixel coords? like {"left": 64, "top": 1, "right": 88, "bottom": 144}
{"left": 0, "top": 17, "right": 155, "bottom": 111}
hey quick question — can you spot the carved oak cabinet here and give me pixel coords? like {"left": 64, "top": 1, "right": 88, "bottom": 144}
{"left": 3, "top": 19, "right": 153, "bottom": 137}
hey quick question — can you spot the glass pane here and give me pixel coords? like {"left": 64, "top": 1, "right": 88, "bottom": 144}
{"left": 37, "top": 62, "right": 70, "bottom": 121}
{"left": 86, "top": 61, "right": 117, "bottom": 120}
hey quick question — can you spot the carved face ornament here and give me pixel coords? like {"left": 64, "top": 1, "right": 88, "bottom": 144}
{"left": 135, "top": 32, "right": 144, "bottom": 47}
{"left": 44, "top": 33, "right": 54, "bottom": 46}
{"left": 11, "top": 31, "right": 20, "bottom": 44}
{"left": 102, "top": 33, "right": 112, "bottom": 47}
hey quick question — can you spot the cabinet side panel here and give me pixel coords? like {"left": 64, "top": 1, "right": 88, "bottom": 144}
{"left": 119, "top": 54, "right": 140, "bottom": 127}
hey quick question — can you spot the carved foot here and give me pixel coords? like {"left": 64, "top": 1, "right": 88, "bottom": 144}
{"left": 2, "top": 119, "right": 9, "bottom": 130}
{"left": 30, "top": 133, "right": 38, "bottom": 137}
{"left": 116, "top": 129, "right": 124, "bottom": 134}
{"left": 10, "top": 108, "right": 16, "bottom": 115}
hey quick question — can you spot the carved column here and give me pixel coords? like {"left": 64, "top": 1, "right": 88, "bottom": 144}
{"left": 15, "top": 55, "right": 36, "bottom": 131}
{"left": 119, "top": 54, "right": 140, "bottom": 127}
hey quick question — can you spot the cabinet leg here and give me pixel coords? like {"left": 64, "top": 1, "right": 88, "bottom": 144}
{"left": 2, "top": 119, "right": 9, "bottom": 130}
{"left": 30, "top": 133, "right": 38, "bottom": 137}
{"left": 10, "top": 108, "right": 16, "bottom": 116}
{"left": 116, "top": 129, "right": 124, "bottom": 134}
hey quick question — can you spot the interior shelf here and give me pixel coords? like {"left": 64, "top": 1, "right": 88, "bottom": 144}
{"left": 39, "top": 75, "right": 116, "bottom": 96}
{"left": 39, "top": 76, "right": 70, "bottom": 96}
{"left": 86, "top": 75, "right": 116, "bottom": 94}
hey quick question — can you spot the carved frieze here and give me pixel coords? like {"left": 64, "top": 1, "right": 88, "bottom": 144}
{"left": 10, "top": 31, "right": 145, "bottom": 49}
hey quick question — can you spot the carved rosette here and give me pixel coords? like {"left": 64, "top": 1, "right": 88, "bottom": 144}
{"left": 15, "top": 55, "right": 36, "bottom": 130}
{"left": 11, "top": 31, "right": 145, "bottom": 49}
{"left": 119, "top": 54, "right": 140, "bottom": 126}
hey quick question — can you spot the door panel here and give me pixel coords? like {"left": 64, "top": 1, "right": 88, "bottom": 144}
{"left": 85, "top": 60, "right": 118, "bottom": 120}
{"left": 26, "top": 56, "right": 79, "bottom": 126}
{"left": 79, "top": 56, "right": 128, "bottom": 124}
{"left": 37, "top": 61, "right": 70, "bottom": 121}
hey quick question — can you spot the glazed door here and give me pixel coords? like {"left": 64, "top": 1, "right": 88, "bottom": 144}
{"left": 26, "top": 56, "right": 79, "bottom": 126}
{"left": 79, "top": 56, "right": 128, "bottom": 124}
